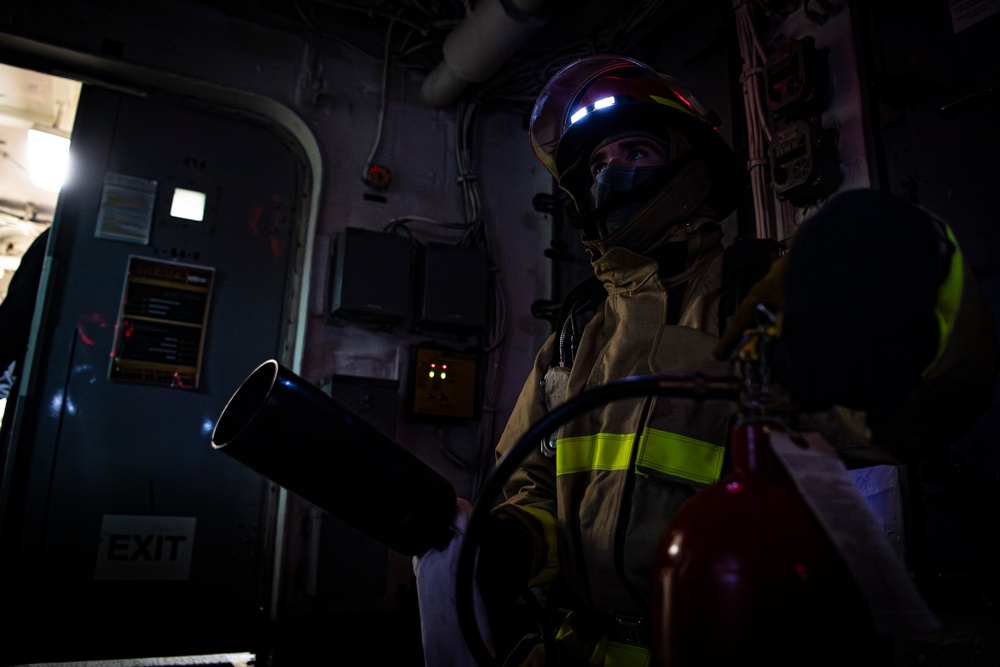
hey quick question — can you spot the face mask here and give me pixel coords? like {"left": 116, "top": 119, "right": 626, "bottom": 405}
{"left": 588, "top": 165, "right": 664, "bottom": 238}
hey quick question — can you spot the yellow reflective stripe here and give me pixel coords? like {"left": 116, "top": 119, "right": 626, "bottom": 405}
{"left": 637, "top": 427, "right": 724, "bottom": 485}
{"left": 554, "top": 613, "right": 606, "bottom": 666}
{"left": 556, "top": 433, "right": 634, "bottom": 475}
{"left": 606, "top": 641, "right": 651, "bottom": 667}
{"left": 650, "top": 94, "right": 696, "bottom": 121}
{"left": 508, "top": 505, "right": 560, "bottom": 587}
{"left": 552, "top": 613, "right": 652, "bottom": 666}
{"left": 555, "top": 429, "right": 723, "bottom": 485}
{"left": 924, "top": 223, "right": 964, "bottom": 377}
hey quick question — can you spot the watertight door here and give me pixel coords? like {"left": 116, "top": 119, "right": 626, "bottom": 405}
{"left": 0, "top": 82, "right": 306, "bottom": 663}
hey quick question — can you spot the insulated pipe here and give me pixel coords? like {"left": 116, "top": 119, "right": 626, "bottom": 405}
{"left": 211, "top": 359, "right": 457, "bottom": 556}
{"left": 420, "top": 0, "right": 553, "bottom": 108}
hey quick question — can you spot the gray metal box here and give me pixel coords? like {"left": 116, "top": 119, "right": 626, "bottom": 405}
{"left": 329, "top": 227, "right": 412, "bottom": 324}
{"left": 416, "top": 242, "right": 488, "bottom": 333}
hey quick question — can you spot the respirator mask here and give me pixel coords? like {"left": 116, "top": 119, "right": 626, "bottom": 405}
{"left": 588, "top": 164, "right": 666, "bottom": 239}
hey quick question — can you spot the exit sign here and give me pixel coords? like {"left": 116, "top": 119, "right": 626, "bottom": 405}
{"left": 94, "top": 514, "right": 196, "bottom": 581}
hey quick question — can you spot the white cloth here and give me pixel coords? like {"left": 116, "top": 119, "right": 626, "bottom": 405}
{"left": 413, "top": 497, "right": 494, "bottom": 667}
{"left": 0, "top": 360, "right": 16, "bottom": 400}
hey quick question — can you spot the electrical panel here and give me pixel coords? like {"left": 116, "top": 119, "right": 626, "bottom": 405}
{"left": 765, "top": 37, "right": 829, "bottom": 121}
{"left": 770, "top": 118, "right": 842, "bottom": 205}
{"left": 406, "top": 343, "right": 479, "bottom": 421}
{"left": 766, "top": 37, "right": 842, "bottom": 206}
{"left": 415, "top": 242, "right": 489, "bottom": 334}
{"left": 329, "top": 227, "right": 412, "bottom": 324}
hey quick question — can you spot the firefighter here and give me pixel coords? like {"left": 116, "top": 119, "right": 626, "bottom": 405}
{"left": 416, "top": 54, "right": 752, "bottom": 666}
{"left": 412, "top": 55, "right": 998, "bottom": 667}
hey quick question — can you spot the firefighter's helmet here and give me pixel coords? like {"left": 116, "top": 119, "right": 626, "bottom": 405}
{"left": 529, "top": 55, "right": 745, "bottom": 215}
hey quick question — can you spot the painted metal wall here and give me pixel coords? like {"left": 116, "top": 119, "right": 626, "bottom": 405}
{"left": 0, "top": 2, "right": 556, "bottom": 660}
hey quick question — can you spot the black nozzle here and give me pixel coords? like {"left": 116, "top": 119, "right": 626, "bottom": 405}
{"left": 212, "top": 359, "right": 456, "bottom": 556}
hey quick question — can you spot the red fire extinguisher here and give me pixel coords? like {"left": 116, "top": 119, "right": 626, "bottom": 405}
{"left": 649, "top": 319, "right": 895, "bottom": 667}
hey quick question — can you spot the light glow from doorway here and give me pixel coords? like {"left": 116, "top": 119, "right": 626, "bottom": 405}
{"left": 28, "top": 126, "right": 71, "bottom": 193}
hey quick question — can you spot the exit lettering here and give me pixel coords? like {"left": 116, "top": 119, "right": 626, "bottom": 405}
{"left": 106, "top": 533, "right": 188, "bottom": 561}
{"left": 95, "top": 515, "right": 197, "bottom": 581}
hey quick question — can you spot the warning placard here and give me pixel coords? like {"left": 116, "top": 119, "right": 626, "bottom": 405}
{"left": 109, "top": 256, "right": 214, "bottom": 388}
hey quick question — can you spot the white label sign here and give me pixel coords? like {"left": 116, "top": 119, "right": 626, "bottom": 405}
{"left": 950, "top": 0, "right": 1000, "bottom": 32}
{"left": 94, "top": 172, "right": 158, "bottom": 244}
{"left": 94, "top": 514, "right": 197, "bottom": 581}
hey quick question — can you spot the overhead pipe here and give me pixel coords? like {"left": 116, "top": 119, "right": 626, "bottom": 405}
{"left": 420, "top": 0, "right": 554, "bottom": 108}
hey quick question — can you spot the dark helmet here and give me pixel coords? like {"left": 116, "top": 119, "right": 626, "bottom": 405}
{"left": 529, "top": 55, "right": 745, "bottom": 216}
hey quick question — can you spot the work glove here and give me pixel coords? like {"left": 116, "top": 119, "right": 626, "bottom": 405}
{"left": 413, "top": 497, "right": 494, "bottom": 667}
{"left": 714, "top": 251, "right": 789, "bottom": 361}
